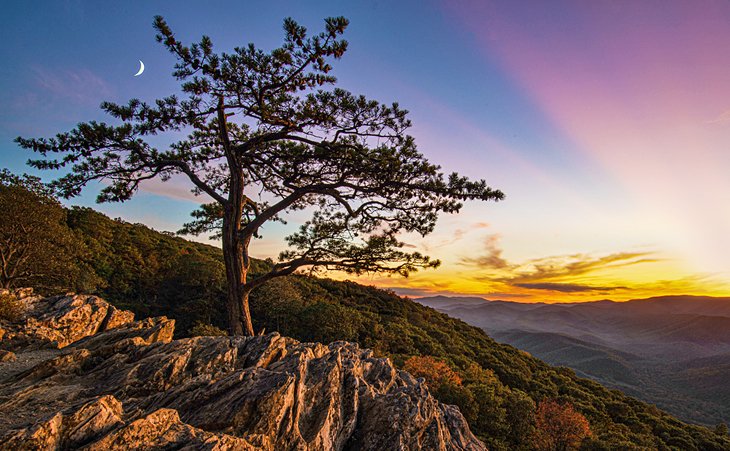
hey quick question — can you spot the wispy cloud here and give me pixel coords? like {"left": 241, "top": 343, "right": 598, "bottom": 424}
{"left": 513, "top": 282, "right": 627, "bottom": 293}
{"left": 502, "top": 252, "right": 659, "bottom": 285}
{"left": 708, "top": 109, "right": 730, "bottom": 124}
{"left": 138, "top": 176, "right": 204, "bottom": 203}
{"left": 460, "top": 233, "right": 659, "bottom": 295}
{"left": 33, "top": 66, "right": 113, "bottom": 105}
{"left": 423, "top": 222, "right": 492, "bottom": 252}
{"left": 459, "top": 233, "right": 509, "bottom": 269}
{"left": 355, "top": 238, "right": 724, "bottom": 302}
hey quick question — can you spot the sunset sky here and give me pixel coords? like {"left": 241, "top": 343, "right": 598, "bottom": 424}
{"left": 2, "top": 1, "right": 730, "bottom": 302}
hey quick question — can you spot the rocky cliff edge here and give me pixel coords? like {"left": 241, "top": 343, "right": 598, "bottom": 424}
{"left": 0, "top": 288, "right": 486, "bottom": 450}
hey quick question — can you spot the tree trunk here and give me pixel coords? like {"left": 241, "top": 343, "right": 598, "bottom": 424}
{"left": 217, "top": 95, "right": 254, "bottom": 336}
{"left": 222, "top": 208, "right": 255, "bottom": 336}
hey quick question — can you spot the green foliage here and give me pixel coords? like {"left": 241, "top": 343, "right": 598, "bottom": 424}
{"left": 0, "top": 171, "right": 100, "bottom": 293}
{"left": 505, "top": 390, "right": 536, "bottom": 450}
{"left": 189, "top": 321, "right": 227, "bottom": 337}
{"left": 65, "top": 206, "right": 231, "bottom": 336}
{"left": 716, "top": 422, "right": 729, "bottom": 436}
{"left": 0, "top": 293, "right": 23, "bottom": 322}
{"left": 438, "top": 383, "right": 478, "bottom": 422}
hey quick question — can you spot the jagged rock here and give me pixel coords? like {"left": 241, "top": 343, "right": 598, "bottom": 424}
{"left": 88, "top": 406, "right": 257, "bottom": 450}
{"left": 3, "top": 394, "right": 254, "bottom": 450}
{"left": 21, "top": 294, "right": 136, "bottom": 348}
{"left": 0, "top": 292, "right": 486, "bottom": 450}
{"left": 0, "top": 290, "right": 136, "bottom": 352}
{"left": 3, "top": 395, "right": 125, "bottom": 450}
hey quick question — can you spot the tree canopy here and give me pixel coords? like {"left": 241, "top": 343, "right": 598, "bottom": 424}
{"left": 0, "top": 170, "right": 98, "bottom": 292}
{"left": 16, "top": 16, "right": 503, "bottom": 335}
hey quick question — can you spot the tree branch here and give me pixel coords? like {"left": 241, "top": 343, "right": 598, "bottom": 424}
{"left": 160, "top": 159, "right": 227, "bottom": 205}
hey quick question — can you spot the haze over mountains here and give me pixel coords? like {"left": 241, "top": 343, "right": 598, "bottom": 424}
{"left": 415, "top": 295, "right": 730, "bottom": 426}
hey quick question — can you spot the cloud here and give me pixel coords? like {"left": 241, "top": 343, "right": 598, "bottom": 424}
{"left": 423, "top": 221, "right": 492, "bottom": 251}
{"left": 138, "top": 176, "right": 206, "bottom": 203}
{"left": 505, "top": 251, "right": 658, "bottom": 284}
{"left": 33, "top": 66, "right": 113, "bottom": 105}
{"left": 708, "top": 109, "right": 730, "bottom": 124}
{"left": 463, "top": 242, "right": 660, "bottom": 295}
{"left": 460, "top": 234, "right": 510, "bottom": 269}
{"left": 513, "top": 282, "right": 627, "bottom": 292}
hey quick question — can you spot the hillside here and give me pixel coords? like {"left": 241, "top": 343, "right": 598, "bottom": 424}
{"left": 2, "top": 190, "right": 730, "bottom": 448}
{"left": 418, "top": 295, "right": 730, "bottom": 426}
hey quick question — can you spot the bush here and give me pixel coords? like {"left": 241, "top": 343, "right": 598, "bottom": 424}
{"left": 189, "top": 321, "right": 227, "bottom": 337}
{"left": 0, "top": 293, "right": 23, "bottom": 322}
{"left": 532, "top": 399, "right": 591, "bottom": 451}
{"left": 404, "top": 355, "right": 462, "bottom": 389}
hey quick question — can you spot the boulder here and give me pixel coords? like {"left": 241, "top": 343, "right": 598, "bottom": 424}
{"left": 1, "top": 291, "right": 135, "bottom": 352}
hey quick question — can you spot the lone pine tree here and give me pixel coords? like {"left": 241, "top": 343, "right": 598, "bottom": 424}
{"left": 17, "top": 16, "right": 503, "bottom": 335}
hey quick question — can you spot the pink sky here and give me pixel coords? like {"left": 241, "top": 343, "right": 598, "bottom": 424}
{"left": 441, "top": 1, "right": 730, "bottom": 276}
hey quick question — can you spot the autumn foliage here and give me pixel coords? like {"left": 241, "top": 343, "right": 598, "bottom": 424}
{"left": 532, "top": 399, "right": 591, "bottom": 451}
{"left": 404, "top": 355, "right": 462, "bottom": 389}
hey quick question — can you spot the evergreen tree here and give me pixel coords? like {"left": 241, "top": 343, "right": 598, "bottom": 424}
{"left": 16, "top": 16, "right": 503, "bottom": 335}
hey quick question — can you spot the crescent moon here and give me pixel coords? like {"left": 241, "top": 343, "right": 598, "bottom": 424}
{"left": 134, "top": 60, "right": 145, "bottom": 77}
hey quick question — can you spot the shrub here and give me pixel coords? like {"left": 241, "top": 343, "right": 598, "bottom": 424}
{"left": 532, "top": 399, "right": 592, "bottom": 451}
{"left": 189, "top": 321, "right": 227, "bottom": 337}
{"left": 404, "top": 355, "right": 462, "bottom": 389}
{"left": 0, "top": 293, "right": 23, "bottom": 322}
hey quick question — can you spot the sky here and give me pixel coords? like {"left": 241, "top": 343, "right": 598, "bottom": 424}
{"left": 2, "top": 0, "right": 730, "bottom": 302}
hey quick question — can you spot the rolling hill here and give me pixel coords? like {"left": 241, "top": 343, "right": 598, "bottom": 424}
{"left": 417, "top": 295, "right": 730, "bottom": 426}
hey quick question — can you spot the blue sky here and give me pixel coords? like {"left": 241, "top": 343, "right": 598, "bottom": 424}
{"left": 3, "top": 1, "right": 729, "bottom": 301}
{"left": 1, "top": 1, "right": 543, "bottom": 223}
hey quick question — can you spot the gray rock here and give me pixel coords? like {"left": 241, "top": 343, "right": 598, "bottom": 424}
{"left": 1, "top": 291, "right": 135, "bottom": 351}
{"left": 0, "top": 292, "right": 486, "bottom": 450}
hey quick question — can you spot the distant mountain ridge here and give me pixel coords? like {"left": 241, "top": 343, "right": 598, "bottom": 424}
{"left": 417, "top": 294, "right": 730, "bottom": 314}
{"left": 415, "top": 294, "right": 730, "bottom": 425}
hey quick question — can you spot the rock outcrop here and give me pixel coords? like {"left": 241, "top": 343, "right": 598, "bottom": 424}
{"left": 0, "top": 288, "right": 136, "bottom": 351}
{"left": 0, "top": 290, "right": 486, "bottom": 450}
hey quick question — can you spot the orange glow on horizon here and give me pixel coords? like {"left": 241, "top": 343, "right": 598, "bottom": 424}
{"left": 333, "top": 248, "right": 730, "bottom": 303}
